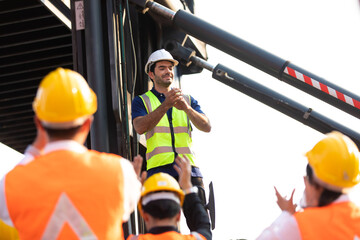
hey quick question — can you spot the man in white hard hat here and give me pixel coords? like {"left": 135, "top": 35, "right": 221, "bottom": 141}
{"left": 131, "top": 49, "right": 211, "bottom": 202}
{"left": 0, "top": 68, "right": 142, "bottom": 239}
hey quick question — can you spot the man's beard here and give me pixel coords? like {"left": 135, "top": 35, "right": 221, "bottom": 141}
{"left": 155, "top": 74, "right": 173, "bottom": 87}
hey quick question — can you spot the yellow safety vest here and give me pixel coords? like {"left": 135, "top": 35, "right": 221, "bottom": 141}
{"left": 140, "top": 91, "right": 195, "bottom": 170}
{"left": 5, "top": 149, "right": 127, "bottom": 240}
{"left": 294, "top": 201, "right": 360, "bottom": 239}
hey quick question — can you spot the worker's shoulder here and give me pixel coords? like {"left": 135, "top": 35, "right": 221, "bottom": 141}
{"left": 87, "top": 149, "right": 125, "bottom": 162}
{"left": 126, "top": 234, "right": 137, "bottom": 240}
{"left": 132, "top": 94, "right": 146, "bottom": 107}
{"left": 134, "top": 91, "right": 151, "bottom": 100}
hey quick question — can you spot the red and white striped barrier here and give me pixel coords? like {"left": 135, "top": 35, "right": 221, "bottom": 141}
{"left": 284, "top": 66, "right": 360, "bottom": 110}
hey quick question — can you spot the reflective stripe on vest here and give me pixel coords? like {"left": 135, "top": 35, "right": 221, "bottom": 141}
{"left": 127, "top": 231, "right": 206, "bottom": 240}
{"left": 140, "top": 91, "right": 195, "bottom": 170}
{"left": 294, "top": 201, "right": 360, "bottom": 239}
{"left": 190, "top": 231, "right": 206, "bottom": 240}
{"left": 41, "top": 193, "right": 97, "bottom": 240}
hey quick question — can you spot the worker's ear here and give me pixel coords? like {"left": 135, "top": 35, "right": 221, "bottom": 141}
{"left": 304, "top": 176, "right": 323, "bottom": 207}
{"left": 148, "top": 71, "right": 154, "bottom": 80}
{"left": 32, "top": 116, "right": 48, "bottom": 150}
{"left": 87, "top": 115, "right": 94, "bottom": 125}
{"left": 76, "top": 117, "right": 93, "bottom": 141}
{"left": 34, "top": 116, "right": 44, "bottom": 130}
{"left": 141, "top": 210, "right": 150, "bottom": 222}
{"left": 175, "top": 210, "right": 181, "bottom": 221}
{"left": 81, "top": 116, "right": 93, "bottom": 130}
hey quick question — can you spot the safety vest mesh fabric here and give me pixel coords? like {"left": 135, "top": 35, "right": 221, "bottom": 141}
{"left": 127, "top": 231, "right": 206, "bottom": 240}
{"left": 294, "top": 201, "right": 360, "bottom": 239}
{"left": 5, "top": 150, "right": 126, "bottom": 240}
{"left": 140, "top": 91, "right": 195, "bottom": 170}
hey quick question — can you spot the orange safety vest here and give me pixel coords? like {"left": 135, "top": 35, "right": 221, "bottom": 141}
{"left": 127, "top": 231, "right": 206, "bottom": 240}
{"left": 294, "top": 201, "right": 360, "bottom": 239}
{"left": 5, "top": 149, "right": 128, "bottom": 240}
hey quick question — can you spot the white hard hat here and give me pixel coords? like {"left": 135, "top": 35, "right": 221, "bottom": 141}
{"left": 144, "top": 49, "right": 179, "bottom": 75}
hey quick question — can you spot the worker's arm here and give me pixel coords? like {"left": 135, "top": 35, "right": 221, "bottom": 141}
{"left": 182, "top": 191, "right": 212, "bottom": 240}
{"left": 133, "top": 103, "right": 169, "bottom": 135}
{"left": 274, "top": 186, "right": 297, "bottom": 214}
{"left": 133, "top": 89, "right": 183, "bottom": 135}
{"left": 183, "top": 108, "right": 211, "bottom": 133}
{"left": 257, "top": 186, "right": 300, "bottom": 239}
{"left": 174, "top": 93, "right": 211, "bottom": 133}
{"left": 256, "top": 211, "right": 300, "bottom": 240}
{"left": 120, "top": 157, "right": 142, "bottom": 222}
{"left": 0, "top": 179, "right": 13, "bottom": 227}
{"left": 174, "top": 156, "right": 212, "bottom": 240}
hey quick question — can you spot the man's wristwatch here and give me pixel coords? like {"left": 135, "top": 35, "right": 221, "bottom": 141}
{"left": 183, "top": 186, "right": 198, "bottom": 195}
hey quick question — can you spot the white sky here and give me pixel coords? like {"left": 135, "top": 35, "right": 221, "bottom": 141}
{"left": 0, "top": 143, "right": 23, "bottom": 179}
{"left": 180, "top": 0, "right": 360, "bottom": 239}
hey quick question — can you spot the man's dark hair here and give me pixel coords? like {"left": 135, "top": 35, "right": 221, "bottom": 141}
{"left": 44, "top": 125, "right": 82, "bottom": 140}
{"left": 148, "top": 62, "right": 157, "bottom": 83}
{"left": 306, "top": 164, "right": 342, "bottom": 207}
{"left": 149, "top": 63, "right": 156, "bottom": 74}
{"left": 149, "top": 61, "right": 174, "bottom": 74}
{"left": 142, "top": 199, "right": 180, "bottom": 219}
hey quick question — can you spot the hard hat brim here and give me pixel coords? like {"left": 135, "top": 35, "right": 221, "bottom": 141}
{"left": 145, "top": 59, "right": 179, "bottom": 75}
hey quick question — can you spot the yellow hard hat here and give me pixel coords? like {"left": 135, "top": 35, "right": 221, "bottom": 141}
{"left": 306, "top": 131, "right": 360, "bottom": 192}
{"left": 138, "top": 173, "right": 184, "bottom": 212}
{"left": 0, "top": 219, "right": 19, "bottom": 239}
{"left": 33, "top": 68, "right": 97, "bottom": 129}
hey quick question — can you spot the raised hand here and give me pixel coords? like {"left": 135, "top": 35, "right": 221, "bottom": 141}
{"left": 132, "top": 155, "right": 147, "bottom": 183}
{"left": 274, "top": 186, "right": 297, "bottom": 214}
{"left": 164, "top": 88, "right": 187, "bottom": 109}
{"left": 174, "top": 155, "right": 192, "bottom": 190}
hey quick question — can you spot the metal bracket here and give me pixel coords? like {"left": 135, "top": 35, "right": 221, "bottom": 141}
{"left": 165, "top": 40, "right": 195, "bottom": 67}
{"left": 215, "top": 68, "right": 234, "bottom": 81}
{"left": 303, "top": 108, "right": 312, "bottom": 119}
{"left": 128, "top": 0, "right": 150, "bottom": 14}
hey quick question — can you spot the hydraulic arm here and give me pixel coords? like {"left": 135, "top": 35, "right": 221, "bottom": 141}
{"left": 130, "top": 0, "right": 360, "bottom": 120}
{"left": 170, "top": 44, "right": 360, "bottom": 148}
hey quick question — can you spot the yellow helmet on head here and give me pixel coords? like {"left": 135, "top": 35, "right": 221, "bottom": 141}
{"left": 33, "top": 68, "right": 97, "bottom": 129}
{"left": 306, "top": 131, "right": 360, "bottom": 192}
{"left": 138, "top": 172, "right": 184, "bottom": 213}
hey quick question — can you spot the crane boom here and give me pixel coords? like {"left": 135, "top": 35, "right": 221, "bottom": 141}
{"left": 130, "top": 0, "right": 360, "bottom": 120}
